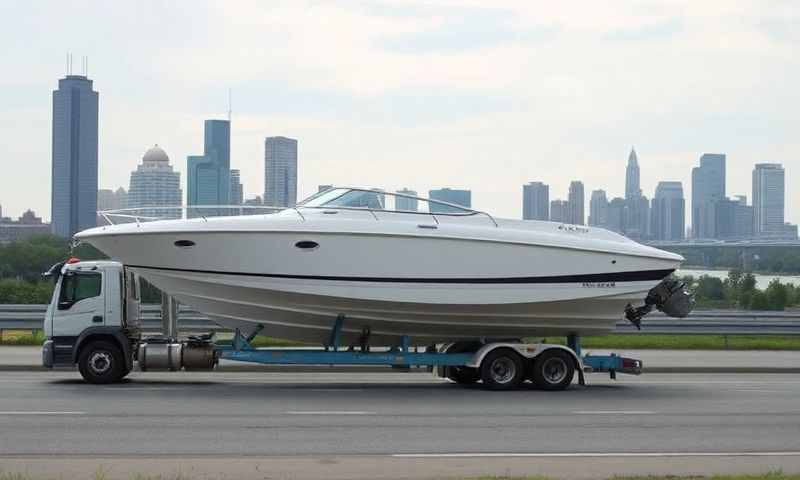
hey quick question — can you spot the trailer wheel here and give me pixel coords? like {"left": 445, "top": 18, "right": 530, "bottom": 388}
{"left": 77, "top": 340, "right": 126, "bottom": 384}
{"left": 444, "top": 342, "right": 481, "bottom": 384}
{"left": 480, "top": 348, "right": 525, "bottom": 390}
{"left": 531, "top": 349, "right": 575, "bottom": 391}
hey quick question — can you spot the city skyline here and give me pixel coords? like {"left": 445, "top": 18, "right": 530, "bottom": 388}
{"left": 1, "top": 2, "right": 798, "bottom": 225}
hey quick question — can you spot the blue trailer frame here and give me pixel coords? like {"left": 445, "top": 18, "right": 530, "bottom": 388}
{"left": 215, "top": 317, "right": 643, "bottom": 382}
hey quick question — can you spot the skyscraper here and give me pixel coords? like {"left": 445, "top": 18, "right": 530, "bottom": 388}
{"left": 428, "top": 188, "right": 471, "bottom": 213}
{"left": 691, "top": 153, "right": 726, "bottom": 238}
{"left": 264, "top": 136, "right": 298, "bottom": 207}
{"left": 625, "top": 148, "right": 641, "bottom": 200}
{"left": 589, "top": 189, "right": 609, "bottom": 227}
{"left": 522, "top": 182, "right": 549, "bottom": 221}
{"left": 97, "top": 187, "right": 127, "bottom": 212}
{"left": 396, "top": 188, "right": 418, "bottom": 212}
{"left": 606, "top": 198, "right": 627, "bottom": 233}
{"left": 51, "top": 74, "right": 99, "bottom": 237}
{"left": 229, "top": 169, "right": 243, "bottom": 205}
{"left": 187, "top": 120, "right": 231, "bottom": 213}
{"left": 752, "top": 163, "right": 785, "bottom": 238}
{"left": 567, "top": 181, "right": 584, "bottom": 225}
{"left": 128, "top": 145, "right": 182, "bottom": 219}
{"left": 549, "top": 200, "right": 569, "bottom": 223}
{"left": 650, "top": 181, "right": 685, "bottom": 241}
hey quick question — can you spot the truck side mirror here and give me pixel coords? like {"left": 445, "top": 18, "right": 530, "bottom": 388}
{"left": 58, "top": 300, "right": 75, "bottom": 310}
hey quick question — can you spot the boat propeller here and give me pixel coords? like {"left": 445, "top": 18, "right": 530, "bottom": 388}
{"left": 624, "top": 277, "right": 695, "bottom": 329}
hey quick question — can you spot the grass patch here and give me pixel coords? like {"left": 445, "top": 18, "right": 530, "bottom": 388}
{"left": 537, "top": 334, "right": 800, "bottom": 350}
{"left": 0, "top": 330, "right": 45, "bottom": 346}
{"left": 470, "top": 474, "right": 800, "bottom": 480}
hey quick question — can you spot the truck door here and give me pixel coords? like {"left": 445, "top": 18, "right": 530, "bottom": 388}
{"left": 52, "top": 269, "right": 105, "bottom": 338}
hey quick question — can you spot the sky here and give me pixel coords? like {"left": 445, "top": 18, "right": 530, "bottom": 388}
{"left": 0, "top": 0, "right": 797, "bottom": 224}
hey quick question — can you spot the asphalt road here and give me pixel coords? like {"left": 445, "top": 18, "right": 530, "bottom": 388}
{"left": 1, "top": 371, "right": 800, "bottom": 478}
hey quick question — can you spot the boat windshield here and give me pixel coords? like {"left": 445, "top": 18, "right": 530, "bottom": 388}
{"left": 298, "top": 188, "right": 477, "bottom": 215}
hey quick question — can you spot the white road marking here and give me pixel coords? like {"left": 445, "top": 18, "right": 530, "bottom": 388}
{"left": 392, "top": 452, "right": 800, "bottom": 458}
{"left": 285, "top": 411, "right": 375, "bottom": 415}
{"left": 729, "top": 389, "right": 788, "bottom": 393}
{"left": 572, "top": 410, "right": 656, "bottom": 415}
{"left": 0, "top": 411, "right": 85, "bottom": 415}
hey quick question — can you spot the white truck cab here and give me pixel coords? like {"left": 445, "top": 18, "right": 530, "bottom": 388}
{"left": 42, "top": 259, "right": 143, "bottom": 382}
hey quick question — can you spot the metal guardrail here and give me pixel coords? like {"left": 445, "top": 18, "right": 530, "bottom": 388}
{"left": 2, "top": 305, "right": 800, "bottom": 336}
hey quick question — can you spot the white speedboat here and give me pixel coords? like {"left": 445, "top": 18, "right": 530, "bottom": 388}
{"left": 76, "top": 188, "right": 692, "bottom": 345}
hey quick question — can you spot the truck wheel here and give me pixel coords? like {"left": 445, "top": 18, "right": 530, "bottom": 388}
{"left": 444, "top": 342, "right": 481, "bottom": 384}
{"left": 479, "top": 348, "right": 525, "bottom": 390}
{"left": 531, "top": 349, "right": 575, "bottom": 391}
{"left": 78, "top": 340, "right": 126, "bottom": 384}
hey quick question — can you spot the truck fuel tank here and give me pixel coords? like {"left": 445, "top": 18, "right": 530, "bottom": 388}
{"left": 138, "top": 339, "right": 218, "bottom": 371}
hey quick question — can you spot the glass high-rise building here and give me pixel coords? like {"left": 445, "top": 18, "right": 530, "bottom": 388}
{"left": 752, "top": 163, "right": 785, "bottom": 238}
{"left": 396, "top": 188, "right": 418, "bottom": 212}
{"left": 51, "top": 74, "right": 99, "bottom": 237}
{"left": 229, "top": 169, "right": 243, "bottom": 205}
{"left": 691, "top": 153, "right": 726, "bottom": 238}
{"left": 650, "top": 181, "right": 685, "bottom": 241}
{"left": 522, "top": 182, "right": 549, "bottom": 221}
{"left": 589, "top": 189, "right": 609, "bottom": 227}
{"left": 128, "top": 145, "right": 182, "bottom": 219}
{"left": 187, "top": 120, "right": 231, "bottom": 214}
{"left": 625, "top": 148, "right": 641, "bottom": 200}
{"left": 264, "top": 136, "right": 298, "bottom": 207}
{"left": 567, "top": 181, "right": 584, "bottom": 225}
{"left": 428, "top": 188, "right": 471, "bottom": 213}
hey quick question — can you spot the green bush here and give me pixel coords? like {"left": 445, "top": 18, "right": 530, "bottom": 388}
{"left": 0, "top": 279, "right": 54, "bottom": 304}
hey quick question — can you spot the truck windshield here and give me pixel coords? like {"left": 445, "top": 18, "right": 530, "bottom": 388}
{"left": 58, "top": 272, "right": 102, "bottom": 310}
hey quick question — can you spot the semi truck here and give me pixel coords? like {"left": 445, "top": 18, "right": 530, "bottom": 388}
{"left": 41, "top": 258, "right": 642, "bottom": 391}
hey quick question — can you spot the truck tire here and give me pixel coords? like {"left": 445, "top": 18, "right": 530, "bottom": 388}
{"left": 479, "top": 348, "right": 525, "bottom": 390}
{"left": 531, "top": 349, "right": 575, "bottom": 391}
{"left": 444, "top": 342, "right": 481, "bottom": 384}
{"left": 77, "top": 340, "right": 127, "bottom": 384}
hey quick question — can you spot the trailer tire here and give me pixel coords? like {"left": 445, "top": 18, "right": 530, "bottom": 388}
{"left": 479, "top": 348, "right": 525, "bottom": 390}
{"left": 444, "top": 342, "right": 481, "bottom": 384}
{"left": 531, "top": 349, "right": 575, "bottom": 391}
{"left": 77, "top": 340, "right": 126, "bottom": 384}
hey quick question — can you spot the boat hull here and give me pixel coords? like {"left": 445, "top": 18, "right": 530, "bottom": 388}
{"left": 78, "top": 219, "right": 682, "bottom": 345}
{"left": 133, "top": 265, "right": 663, "bottom": 345}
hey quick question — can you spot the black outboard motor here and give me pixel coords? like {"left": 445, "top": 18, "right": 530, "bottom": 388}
{"left": 625, "top": 277, "right": 695, "bottom": 329}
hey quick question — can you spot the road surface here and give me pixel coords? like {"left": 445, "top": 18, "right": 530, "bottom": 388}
{"left": 1, "top": 370, "right": 799, "bottom": 478}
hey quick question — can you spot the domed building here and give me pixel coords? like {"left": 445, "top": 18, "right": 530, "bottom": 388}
{"left": 128, "top": 145, "right": 182, "bottom": 219}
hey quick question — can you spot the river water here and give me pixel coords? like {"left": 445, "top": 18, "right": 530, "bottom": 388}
{"left": 677, "top": 268, "right": 800, "bottom": 289}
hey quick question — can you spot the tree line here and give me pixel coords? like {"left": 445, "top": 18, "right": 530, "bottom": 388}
{"left": 680, "top": 269, "right": 800, "bottom": 311}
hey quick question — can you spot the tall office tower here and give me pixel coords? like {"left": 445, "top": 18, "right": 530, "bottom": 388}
{"left": 732, "top": 195, "right": 754, "bottom": 239}
{"left": 589, "top": 190, "right": 609, "bottom": 227}
{"left": 650, "top": 181, "right": 685, "bottom": 241}
{"left": 522, "top": 182, "right": 549, "bottom": 220}
{"left": 625, "top": 195, "right": 650, "bottom": 240}
{"left": 752, "top": 163, "right": 785, "bottom": 238}
{"left": 229, "top": 169, "right": 243, "bottom": 205}
{"left": 567, "top": 181, "right": 584, "bottom": 225}
{"left": 549, "top": 200, "right": 569, "bottom": 223}
{"left": 606, "top": 198, "right": 627, "bottom": 233}
{"left": 264, "top": 136, "right": 298, "bottom": 208}
{"left": 625, "top": 148, "right": 641, "bottom": 200}
{"left": 187, "top": 120, "right": 231, "bottom": 215}
{"left": 396, "top": 188, "right": 418, "bottom": 212}
{"left": 128, "top": 145, "right": 182, "bottom": 219}
{"left": 428, "top": 188, "right": 471, "bottom": 213}
{"left": 97, "top": 187, "right": 127, "bottom": 212}
{"left": 51, "top": 73, "right": 99, "bottom": 237}
{"left": 691, "top": 153, "right": 726, "bottom": 238}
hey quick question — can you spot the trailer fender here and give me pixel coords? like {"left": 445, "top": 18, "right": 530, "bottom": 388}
{"left": 72, "top": 327, "right": 134, "bottom": 373}
{"left": 466, "top": 343, "right": 584, "bottom": 376}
